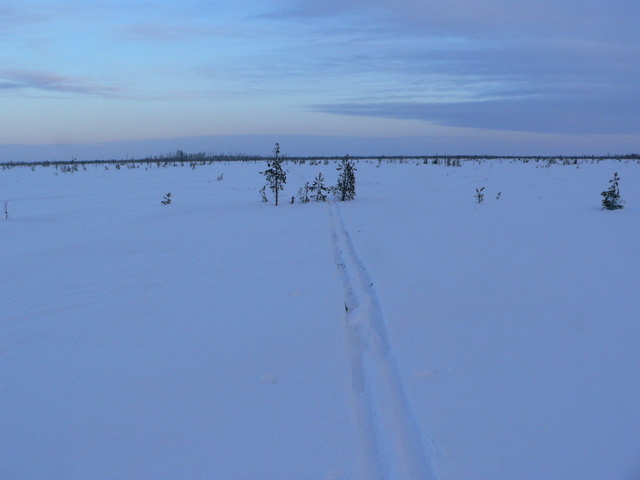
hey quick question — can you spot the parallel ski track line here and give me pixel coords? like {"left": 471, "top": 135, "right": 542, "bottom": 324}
{"left": 328, "top": 201, "right": 437, "bottom": 480}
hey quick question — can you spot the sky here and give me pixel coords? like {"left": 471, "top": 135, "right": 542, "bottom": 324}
{"left": 1, "top": 0, "right": 639, "bottom": 159}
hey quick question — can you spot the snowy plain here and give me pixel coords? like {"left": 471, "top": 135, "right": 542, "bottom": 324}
{"left": 1, "top": 157, "right": 639, "bottom": 480}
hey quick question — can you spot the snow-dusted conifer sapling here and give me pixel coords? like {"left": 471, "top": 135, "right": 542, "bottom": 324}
{"left": 335, "top": 155, "right": 356, "bottom": 201}
{"left": 601, "top": 172, "right": 623, "bottom": 210}
{"left": 310, "top": 173, "right": 328, "bottom": 202}
{"left": 260, "top": 143, "right": 287, "bottom": 206}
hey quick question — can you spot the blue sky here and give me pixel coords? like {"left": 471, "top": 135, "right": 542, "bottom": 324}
{"left": 1, "top": 0, "right": 639, "bottom": 158}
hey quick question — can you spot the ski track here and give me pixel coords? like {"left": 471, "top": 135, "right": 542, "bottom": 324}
{"left": 328, "top": 201, "right": 437, "bottom": 480}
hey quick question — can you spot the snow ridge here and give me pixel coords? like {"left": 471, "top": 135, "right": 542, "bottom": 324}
{"left": 328, "top": 201, "right": 437, "bottom": 480}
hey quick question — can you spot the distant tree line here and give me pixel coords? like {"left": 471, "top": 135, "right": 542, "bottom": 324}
{"left": 2, "top": 151, "right": 639, "bottom": 170}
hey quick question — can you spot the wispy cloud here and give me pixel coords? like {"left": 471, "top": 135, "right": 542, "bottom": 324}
{"left": 0, "top": 70, "right": 124, "bottom": 97}
{"left": 114, "top": 20, "right": 255, "bottom": 43}
{"left": 0, "top": 4, "right": 50, "bottom": 34}
{"left": 310, "top": 95, "right": 640, "bottom": 135}
{"left": 271, "top": 0, "right": 639, "bottom": 41}
{"left": 2, "top": 0, "right": 639, "bottom": 147}
{"left": 261, "top": 0, "right": 640, "bottom": 135}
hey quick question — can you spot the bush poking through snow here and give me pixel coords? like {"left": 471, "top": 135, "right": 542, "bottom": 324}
{"left": 297, "top": 173, "right": 329, "bottom": 204}
{"left": 3, "top": 199, "right": 8, "bottom": 219}
{"left": 260, "top": 143, "right": 287, "bottom": 206}
{"left": 259, "top": 185, "right": 268, "bottom": 203}
{"left": 475, "top": 187, "right": 485, "bottom": 203}
{"left": 161, "top": 192, "right": 172, "bottom": 205}
{"left": 601, "top": 172, "right": 623, "bottom": 210}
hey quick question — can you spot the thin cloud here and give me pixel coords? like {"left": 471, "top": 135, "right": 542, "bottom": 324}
{"left": 271, "top": 0, "right": 639, "bottom": 41}
{"left": 264, "top": 0, "right": 640, "bottom": 136}
{"left": 0, "top": 5, "right": 50, "bottom": 34}
{"left": 115, "top": 23, "right": 247, "bottom": 42}
{"left": 0, "top": 69, "right": 221, "bottom": 101}
{"left": 0, "top": 70, "right": 124, "bottom": 98}
{"left": 311, "top": 96, "right": 640, "bottom": 135}
{"left": 3, "top": 0, "right": 638, "bottom": 147}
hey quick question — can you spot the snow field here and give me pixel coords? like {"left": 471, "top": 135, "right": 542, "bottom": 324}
{"left": 2, "top": 158, "right": 640, "bottom": 479}
{"left": 337, "top": 160, "right": 640, "bottom": 480}
{"left": 329, "top": 200, "right": 435, "bottom": 480}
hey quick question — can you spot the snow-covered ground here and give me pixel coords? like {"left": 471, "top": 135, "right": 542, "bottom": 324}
{"left": 2, "top": 158, "right": 639, "bottom": 480}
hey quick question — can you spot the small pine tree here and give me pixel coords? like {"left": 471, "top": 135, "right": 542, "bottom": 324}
{"left": 601, "top": 172, "right": 623, "bottom": 210}
{"left": 161, "top": 192, "right": 172, "bottom": 205}
{"left": 260, "top": 143, "right": 287, "bottom": 206}
{"left": 310, "top": 173, "right": 328, "bottom": 202}
{"left": 335, "top": 155, "right": 356, "bottom": 201}
{"left": 298, "top": 183, "right": 311, "bottom": 203}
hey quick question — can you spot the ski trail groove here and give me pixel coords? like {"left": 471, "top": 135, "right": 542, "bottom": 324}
{"left": 328, "top": 201, "right": 437, "bottom": 480}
